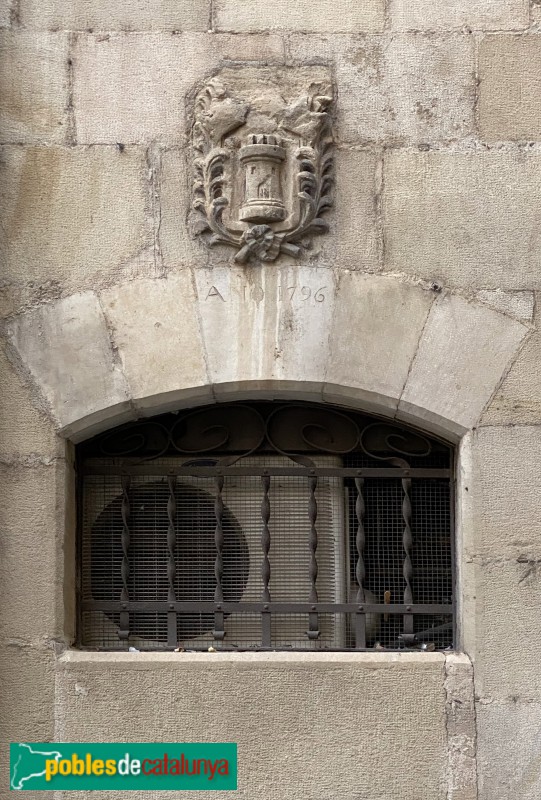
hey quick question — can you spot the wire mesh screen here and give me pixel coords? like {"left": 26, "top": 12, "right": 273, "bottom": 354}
{"left": 78, "top": 401, "right": 453, "bottom": 651}
{"left": 82, "top": 456, "right": 345, "bottom": 650}
{"left": 346, "top": 479, "right": 452, "bottom": 649}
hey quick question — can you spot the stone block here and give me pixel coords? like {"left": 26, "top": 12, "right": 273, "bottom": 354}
{"left": 325, "top": 273, "right": 433, "bottom": 415}
{"left": 0, "top": 31, "right": 69, "bottom": 144}
{"left": 399, "top": 293, "right": 528, "bottom": 437}
{"left": 0, "top": 145, "right": 152, "bottom": 291}
{"left": 466, "top": 426, "right": 541, "bottom": 560}
{"left": 475, "top": 289, "right": 534, "bottom": 322}
{"left": 0, "top": 646, "right": 56, "bottom": 785}
{"left": 334, "top": 148, "right": 379, "bottom": 271}
{"left": 444, "top": 654, "right": 477, "bottom": 800}
{"left": 0, "top": 0, "right": 11, "bottom": 27}
{"left": 286, "top": 33, "right": 475, "bottom": 144}
{"left": 210, "top": 32, "right": 285, "bottom": 61}
{"left": 469, "top": 559, "right": 541, "bottom": 699}
{"left": 0, "top": 461, "right": 70, "bottom": 643}
{"left": 477, "top": 701, "right": 541, "bottom": 800}
{"left": 0, "top": 346, "right": 58, "bottom": 457}
{"left": 390, "top": 0, "right": 529, "bottom": 31}
{"left": 214, "top": 0, "right": 385, "bottom": 33}
{"left": 73, "top": 33, "right": 285, "bottom": 145}
{"left": 20, "top": 0, "right": 210, "bottom": 32}
{"left": 100, "top": 274, "right": 211, "bottom": 412}
{"left": 56, "top": 651, "right": 447, "bottom": 800}
{"left": 479, "top": 35, "right": 541, "bottom": 141}
{"left": 159, "top": 148, "right": 214, "bottom": 270}
{"left": 7, "top": 292, "right": 131, "bottom": 439}
{"left": 482, "top": 303, "right": 541, "bottom": 424}
{"left": 383, "top": 150, "right": 541, "bottom": 289}
{"left": 193, "top": 264, "right": 335, "bottom": 396}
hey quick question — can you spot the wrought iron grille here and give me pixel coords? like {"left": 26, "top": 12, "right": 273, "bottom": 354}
{"left": 78, "top": 402, "right": 454, "bottom": 651}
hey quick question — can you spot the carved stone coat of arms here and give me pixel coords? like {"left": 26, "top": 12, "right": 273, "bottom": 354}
{"left": 191, "top": 67, "right": 334, "bottom": 264}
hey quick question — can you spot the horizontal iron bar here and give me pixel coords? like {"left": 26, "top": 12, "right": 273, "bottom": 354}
{"left": 79, "top": 646, "right": 447, "bottom": 653}
{"left": 83, "top": 466, "right": 450, "bottom": 478}
{"left": 83, "top": 601, "right": 452, "bottom": 614}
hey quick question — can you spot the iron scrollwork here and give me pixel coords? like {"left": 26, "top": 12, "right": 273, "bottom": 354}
{"left": 93, "top": 403, "right": 433, "bottom": 466}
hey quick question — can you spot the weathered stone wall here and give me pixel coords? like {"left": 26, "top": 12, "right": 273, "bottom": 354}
{"left": 1, "top": 1, "right": 541, "bottom": 798}
{"left": 55, "top": 652, "right": 451, "bottom": 800}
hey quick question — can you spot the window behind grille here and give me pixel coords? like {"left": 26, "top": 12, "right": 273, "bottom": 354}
{"left": 78, "top": 402, "right": 453, "bottom": 651}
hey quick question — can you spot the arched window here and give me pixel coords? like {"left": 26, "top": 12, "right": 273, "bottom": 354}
{"left": 78, "top": 401, "right": 453, "bottom": 651}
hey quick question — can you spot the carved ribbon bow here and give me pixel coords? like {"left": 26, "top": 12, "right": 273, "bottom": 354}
{"left": 235, "top": 225, "right": 301, "bottom": 264}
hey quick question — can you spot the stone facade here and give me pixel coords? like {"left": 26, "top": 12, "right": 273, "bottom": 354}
{"left": 1, "top": 1, "right": 541, "bottom": 798}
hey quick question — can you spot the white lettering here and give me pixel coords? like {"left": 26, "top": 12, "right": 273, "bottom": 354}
{"left": 118, "top": 754, "right": 130, "bottom": 776}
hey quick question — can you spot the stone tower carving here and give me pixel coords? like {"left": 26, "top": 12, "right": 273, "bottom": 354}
{"left": 239, "top": 134, "right": 287, "bottom": 223}
{"left": 191, "top": 67, "right": 334, "bottom": 264}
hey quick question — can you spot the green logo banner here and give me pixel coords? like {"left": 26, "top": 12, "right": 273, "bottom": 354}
{"left": 10, "top": 743, "right": 237, "bottom": 791}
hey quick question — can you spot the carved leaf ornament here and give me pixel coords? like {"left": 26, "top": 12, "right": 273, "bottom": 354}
{"left": 191, "top": 70, "right": 335, "bottom": 264}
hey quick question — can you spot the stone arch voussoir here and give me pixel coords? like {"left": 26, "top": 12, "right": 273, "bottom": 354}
{"left": 5, "top": 269, "right": 529, "bottom": 443}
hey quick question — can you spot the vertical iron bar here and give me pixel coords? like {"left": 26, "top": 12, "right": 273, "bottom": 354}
{"left": 354, "top": 477, "right": 366, "bottom": 648}
{"left": 307, "top": 474, "right": 320, "bottom": 640}
{"left": 75, "top": 463, "right": 85, "bottom": 647}
{"left": 449, "top": 457, "right": 457, "bottom": 652}
{"left": 167, "top": 475, "right": 177, "bottom": 647}
{"left": 213, "top": 475, "right": 225, "bottom": 641}
{"left": 118, "top": 474, "right": 130, "bottom": 640}
{"left": 402, "top": 476, "right": 414, "bottom": 641}
{"left": 261, "top": 473, "right": 271, "bottom": 647}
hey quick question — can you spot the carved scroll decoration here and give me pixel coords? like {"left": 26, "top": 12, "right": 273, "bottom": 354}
{"left": 191, "top": 73, "right": 334, "bottom": 264}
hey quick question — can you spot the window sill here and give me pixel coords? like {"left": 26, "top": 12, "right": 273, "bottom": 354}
{"left": 59, "top": 649, "right": 448, "bottom": 669}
